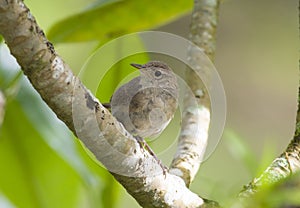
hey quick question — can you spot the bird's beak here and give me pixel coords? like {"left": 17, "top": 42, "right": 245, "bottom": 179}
{"left": 130, "top": 63, "right": 143, "bottom": 69}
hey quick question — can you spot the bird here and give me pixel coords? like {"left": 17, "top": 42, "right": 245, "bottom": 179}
{"left": 105, "top": 61, "right": 179, "bottom": 173}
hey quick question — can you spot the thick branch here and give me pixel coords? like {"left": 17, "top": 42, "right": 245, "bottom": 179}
{"left": 0, "top": 0, "right": 209, "bottom": 207}
{"left": 170, "top": 0, "right": 220, "bottom": 186}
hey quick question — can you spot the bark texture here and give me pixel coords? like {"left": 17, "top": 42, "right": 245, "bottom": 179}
{"left": 170, "top": 0, "right": 220, "bottom": 186}
{"left": 0, "top": 0, "right": 222, "bottom": 207}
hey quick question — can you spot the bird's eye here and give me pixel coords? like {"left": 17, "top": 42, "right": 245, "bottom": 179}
{"left": 154, "top": 71, "right": 162, "bottom": 77}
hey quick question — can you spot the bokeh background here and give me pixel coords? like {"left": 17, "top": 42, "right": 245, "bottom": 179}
{"left": 0, "top": 0, "right": 298, "bottom": 207}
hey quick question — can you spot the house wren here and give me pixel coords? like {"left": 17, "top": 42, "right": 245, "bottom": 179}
{"left": 107, "top": 61, "right": 178, "bottom": 172}
{"left": 110, "top": 61, "right": 179, "bottom": 139}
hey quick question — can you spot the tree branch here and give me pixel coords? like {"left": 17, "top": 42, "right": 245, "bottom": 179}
{"left": 239, "top": 0, "right": 300, "bottom": 197}
{"left": 239, "top": 94, "right": 300, "bottom": 197}
{"left": 170, "top": 0, "right": 220, "bottom": 186}
{"left": 0, "top": 0, "right": 216, "bottom": 207}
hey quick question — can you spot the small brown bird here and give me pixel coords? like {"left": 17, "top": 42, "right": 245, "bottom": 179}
{"left": 110, "top": 61, "right": 178, "bottom": 138}
{"left": 106, "top": 61, "right": 179, "bottom": 172}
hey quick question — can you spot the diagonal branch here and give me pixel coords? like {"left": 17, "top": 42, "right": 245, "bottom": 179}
{"left": 239, "top": 0, "right": 300, "bottom": 197}
{"left": 239, "top": 93, "right": 300, "bottom": 197}
{"left": 0, "top": 0, "right": 217, "bottom": 207}
{"left": 170, "top": 0, "right": 220, "bottom": 186}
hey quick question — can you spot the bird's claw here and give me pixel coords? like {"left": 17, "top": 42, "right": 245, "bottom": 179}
{"left": 135, "top": 136, "right": 167, "bottom": 177}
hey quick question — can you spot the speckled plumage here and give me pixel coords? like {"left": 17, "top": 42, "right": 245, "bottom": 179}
{"left": 110, "top": 61, "right": 179, "bottom": 138}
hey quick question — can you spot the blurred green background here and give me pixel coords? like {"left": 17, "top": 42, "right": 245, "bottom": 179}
{"left": 0, "top": 0, "right": 298, "bottom": 207}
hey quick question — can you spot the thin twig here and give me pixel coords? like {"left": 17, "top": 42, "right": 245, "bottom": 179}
{"left": 239, "top": 0, "right": 300, "bottom": 197}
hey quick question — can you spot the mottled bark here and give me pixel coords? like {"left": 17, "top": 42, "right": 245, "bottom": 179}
{"left": 170, "top": 0, "right": 220, "bottom": 186}
{"left": 0, "top": 0, "right": 221, "bottom": 207}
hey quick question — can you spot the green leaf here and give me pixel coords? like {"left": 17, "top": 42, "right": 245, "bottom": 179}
{"left": 48, "top": 0, "right": 192, "bottom": 43}
{"left": 96, "top": 53, "right": 149, "bottom": 103}
{"left": 247, "top": 173, "right": 300, "bottom": 208}
{"left": 0, "top": 75, "right": 121, "bottom": 208}
{"left": 0, "top": 100, "right": 87, "bottom": 208}
{"left": 85, "top": 0, "right": 122, "bottom": 11}
{"left": 0, "top": 35, "right": 3, "bottom": 43}
{"left": 225, "top": 129, "right": 278, "bottom": 179}
{"left": 102, "top": 174, "right": 120, "bottom": 208}
{"left": 224, "top": 130, "right": 258, "bottom": 176}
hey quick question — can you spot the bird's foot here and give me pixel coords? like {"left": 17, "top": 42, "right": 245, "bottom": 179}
{"left": 135, "top": 136, "right": 168, "bottom": 177}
